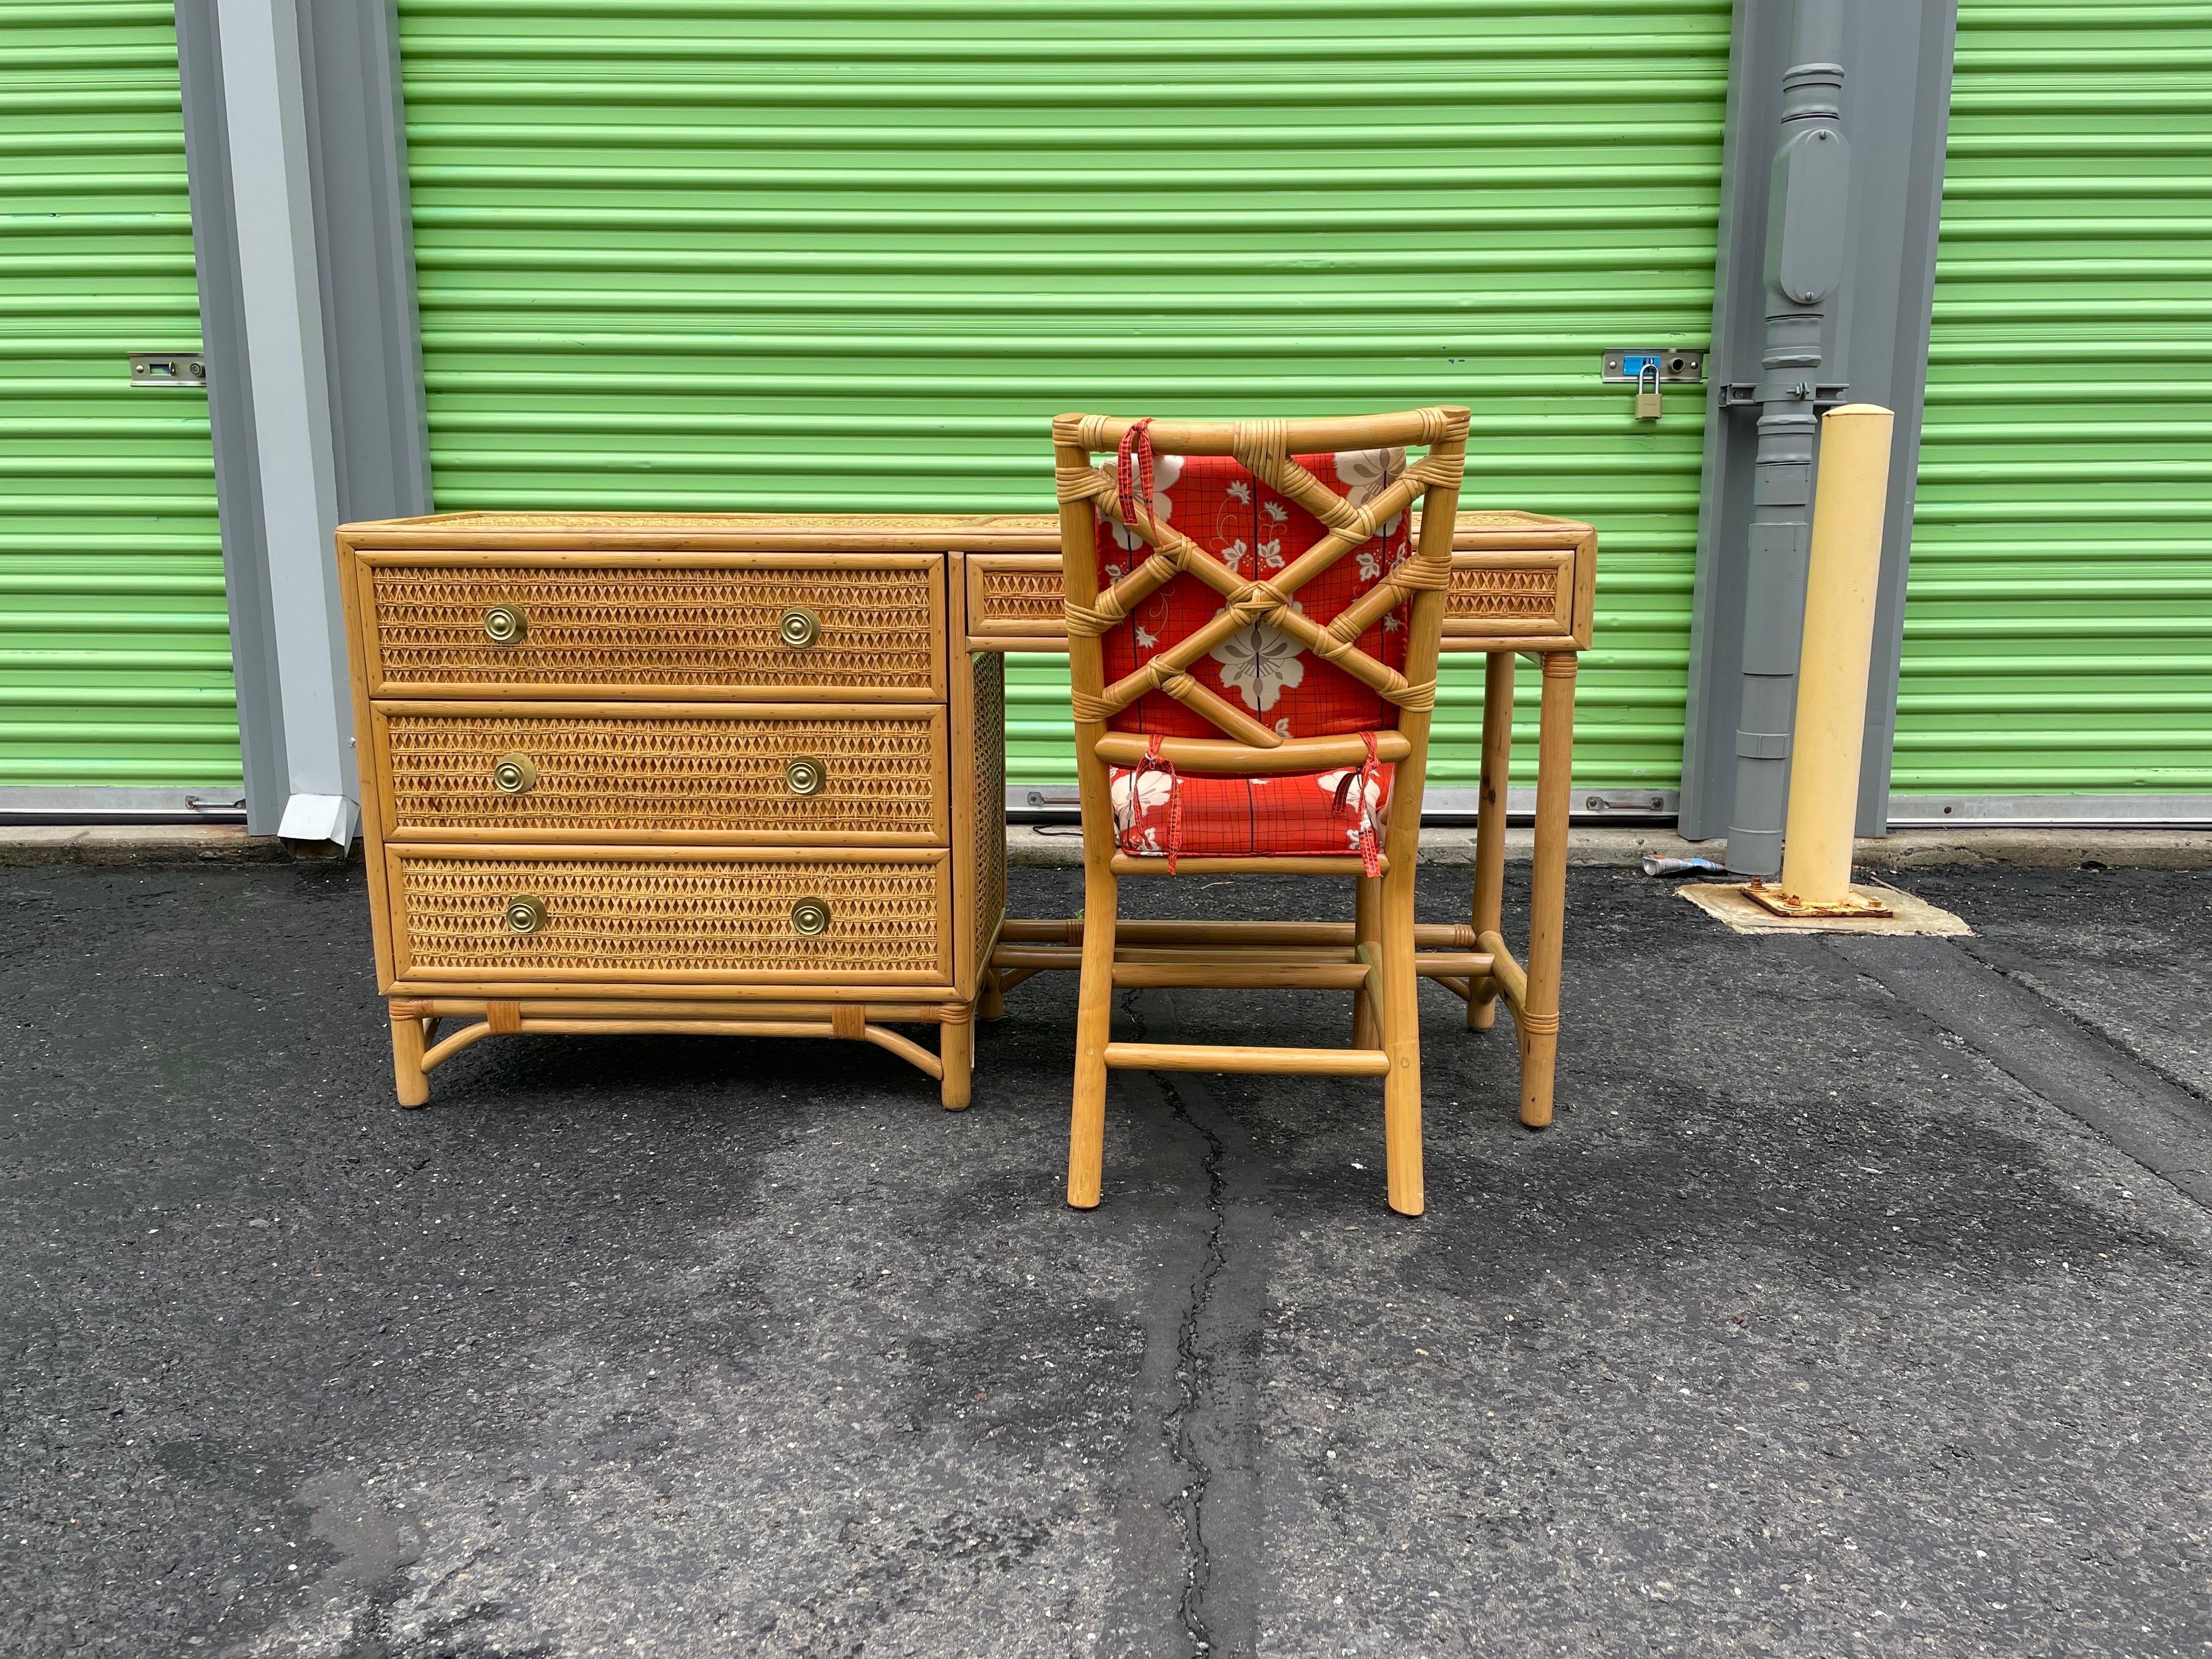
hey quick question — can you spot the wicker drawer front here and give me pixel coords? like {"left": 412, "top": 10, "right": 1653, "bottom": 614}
{"left": 373, "top": 704, "right": 947, "bottom": 844}
{"left": 386, "top": 849, "right": 952, "bottom": 986}
{"left": 359, "top": 555, "right": 944, "bottom": 699}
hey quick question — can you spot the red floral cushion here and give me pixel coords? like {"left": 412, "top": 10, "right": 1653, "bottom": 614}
{"left": 1092, "top": 449, "right": 1412, "bottom": 740}
{"left": 1108, "top": 759, "right": 1394, "bottom": 864}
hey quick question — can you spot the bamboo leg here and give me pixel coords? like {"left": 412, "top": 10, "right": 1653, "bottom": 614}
{"left": 1351, "top": 875, "right": 1381, "bottom": 1048}
{"left": 1470, "top": 648, "right": 1516, "bottom": 1030}
{"left": 977, "top": 968, "right": 1006, "bottom": 1023}
{"left": 388, "top": 1005, "right": 429, "bottom": 1109}
{"left": 1520, "top": 653, "right": 1577, "bottom": 1129}
{"left": 1066, "top": 862, "right": 1118, "bottom": 1208}
{"left": 1379, "top": 847, "right": 1424, "bottom": 1217}
{"left": 939, "top": 1006, "right": 974, "bottom": 1111}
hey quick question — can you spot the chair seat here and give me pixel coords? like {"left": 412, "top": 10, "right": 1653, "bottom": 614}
{"left": 1108, "top": 760, "right": 1393, "bottom": 860}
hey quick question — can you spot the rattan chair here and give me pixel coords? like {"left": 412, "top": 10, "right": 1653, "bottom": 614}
{"left": 1053, "top": 407, "right": 1469, "bottom": 1216}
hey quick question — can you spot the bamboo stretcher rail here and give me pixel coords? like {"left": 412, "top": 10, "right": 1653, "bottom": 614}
{"left": 1103, "top": 1041, "right": 1393, "bottom": 1077}
{"left": 1110, "top": 962, "right": 1373, "bottom": 991}
{"left": 1412, "top": 952, "right": 1494, "bottom": 978}
{"left": 1068, "top": 409, "right": 1463, "bottom": 454}
{"left": 1108, "top": 945, "right": 1356, "bottom": 964}
{"left": 1091, "top": 730, "right": 1414, "bottom": 773}
{"left": 1476, "top": 930, "right": 1527, "bottom": 1011}
{"left": 420, "top": 1020, "right": 496, "bottom": 1071}
{"left": 991, "top": 939, "right": 1491, "bottom": 987}
{"left": 417, "top": 1014, "right": 943, "bottom": 1079}
{"left": 1354, "top": 942, "right": 1383, "bottom": 1008}
{"left": 1107, "top": 853, "right": 1387, "bottom": 877}
{"left": 997, "top": 917, "right": 1483, "bottom": 950}
{"left": 409, "top": 997, "right": 961, "bottom": 1022}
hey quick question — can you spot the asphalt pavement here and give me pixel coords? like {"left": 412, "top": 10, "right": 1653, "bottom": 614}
{"left": 4, "top": 857, "right": 2209, "bottom": 1658}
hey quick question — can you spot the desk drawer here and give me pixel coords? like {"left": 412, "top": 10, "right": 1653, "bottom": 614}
{"left": 356, "top": 552, "right": 944, "bottom": 700}
{"left": 372, "top": 703, "right": 947, "bottom": 844}
{"left": 386, "top": 847, "right": 952, "bottom": 986}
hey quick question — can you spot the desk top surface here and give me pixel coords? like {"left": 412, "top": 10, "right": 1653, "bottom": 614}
{"left": 344, "top": 508, "right": 1592, "bottom": 550}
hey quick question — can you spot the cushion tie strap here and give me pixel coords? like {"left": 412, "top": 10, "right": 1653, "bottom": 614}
{"left": 1115, "top": 417, "right": 1158, "bottom": 537}
{"left": 1134, "top": 732, "right": 1182, "bottom": 875}
{"left": 1331, "top": 730, "right": 1384, "bottom": 877}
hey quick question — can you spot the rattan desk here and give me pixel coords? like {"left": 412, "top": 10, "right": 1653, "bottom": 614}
{"left": 337, "top": 510, "right": 1590, "bottom": 1126}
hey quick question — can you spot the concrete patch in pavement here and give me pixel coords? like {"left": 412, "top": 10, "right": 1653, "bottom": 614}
{"left": 1678, "top": 879, "right": 1972, "bottom": 937}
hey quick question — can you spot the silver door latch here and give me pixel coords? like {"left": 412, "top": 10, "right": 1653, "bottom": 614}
{"left": 129, "top": 353, "right": 206, "bottom": 388}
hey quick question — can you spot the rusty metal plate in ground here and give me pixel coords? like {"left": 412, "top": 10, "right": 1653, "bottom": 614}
{"left": 1743, "top": 881, "right": 1895, "bottom": 920}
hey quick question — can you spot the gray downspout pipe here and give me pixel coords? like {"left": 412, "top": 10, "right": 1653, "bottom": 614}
{"left": 1726, "top": 1, "right": 1852, "bottom": 875}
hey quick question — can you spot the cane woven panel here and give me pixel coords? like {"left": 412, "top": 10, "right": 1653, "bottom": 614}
{"left": 967, "top": 557, "right": 1070, "bottom": 641}
{"left": 390, "top": 851, "right": 952, "bottom": 983}
{"left": 379, "top": 709, "right": 946, "bottom": 841}
{"left": 970, "top": 652, "right": 1007, "bottom": 973}
{"left": 962, "top": 544, "right": 1584, "bottom": 653}
{"left": 367, "top": 562, "right": 941, "bottom": 696}
{"left": 1442, "top": 556, "right": 1572, "bottom": 637}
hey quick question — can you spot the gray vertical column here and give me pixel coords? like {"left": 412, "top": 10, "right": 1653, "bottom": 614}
{"left": 1728, "top": 13, "right": 1848, "bottom": 877}
{"left": 175, "top": 0, "right": 429, "bottom": 844}
{"left": 1679, "top": 1, "right": 1957, "bottom": 854}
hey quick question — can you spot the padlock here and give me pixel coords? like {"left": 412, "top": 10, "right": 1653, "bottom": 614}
{"left": 1634, "top": 360, "right": 1664, "bottom": 420}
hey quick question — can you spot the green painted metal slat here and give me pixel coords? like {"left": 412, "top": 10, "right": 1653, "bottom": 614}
{"left": 1901, "top": 0, "right": 2212, "bottom": 795}
{"left": 397, "top": 0, "right": 1730, "bottom": 792}
{"left": 0, "top": 0, "right": 240, "bottom": 794}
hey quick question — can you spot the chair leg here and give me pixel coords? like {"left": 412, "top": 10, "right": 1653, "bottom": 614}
{"left": 389, "top": 1005, "right": 430, "bottom": 1109}
{"left": 1066, "top": 862, "right": 1119, "bottom": 1208}
{"left": 1470, "top": 648, "right": 1515, "bottom": 1030}
{"left": 939, "top": 1005, "right": 974, "bottom": 1111}
{"left": 1520, "top": 653, "right": 1576, "bottom": 1128}
{"left": 1351, "top": 874, "right": 1381, "bottom": 1049}
{"left": 1378, "top": 849, "right": 1424, "bottom": 1216}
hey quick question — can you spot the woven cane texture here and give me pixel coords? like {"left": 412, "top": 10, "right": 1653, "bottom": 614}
{"left": 970, "top": 653, "right": 1007, "bottom": 970}
{"left": 974, "top": 563, "right": 1068, "bottom": 633}
{"left": 381, "top": 710, "right": 944, "bottom": 839}
{"left": 393, "top": 854, "right": 950, "bottom": 981}
{"left": 1448, "top": 562, "right": 1567, "bottom": 624}
{"left": 369, "top": 564, "right": 939, "bottom": 692}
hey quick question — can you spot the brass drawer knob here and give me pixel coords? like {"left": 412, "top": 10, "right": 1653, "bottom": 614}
{"left": 783, "top": 755, "right": 826, "bottom": 797}
{"left": 789, "top": 898, "right": 831, "bottom": 937}
{"left": 483, "top": 603, "right": 529, "bottom": 645}
{"left": 490, "top": 753, "right": 538, "bottom": 795}
{"left": 776, "top": 606, "right": 821, "bottom": 650}
{"left": 504, "top": 894, "right": 548, "bottom": 935}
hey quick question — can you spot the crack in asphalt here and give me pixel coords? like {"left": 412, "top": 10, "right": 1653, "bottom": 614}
{"left": 1160, "top": 1074, "right": 1229, "bottom": 1658}
{"left": 1954, "top": 936, "right": 2212, "bottom": 1113}
{"left": 1122, "top": 986, "right": 1231, "bottom": 1659}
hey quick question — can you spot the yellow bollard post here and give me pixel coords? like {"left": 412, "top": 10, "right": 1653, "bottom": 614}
{"left": 1746, "top": 403, "right": 1897, "bottom": 919}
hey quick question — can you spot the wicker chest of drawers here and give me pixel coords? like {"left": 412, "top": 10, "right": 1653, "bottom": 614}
{"left": 337, "top": 512, "right": 1030, "bottom": 1109}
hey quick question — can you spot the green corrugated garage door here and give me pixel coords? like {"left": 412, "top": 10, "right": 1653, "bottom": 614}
{"left": 397, "top": 0, "right": 1729, "bottom": 797}
{"left": 1899, "top": 1, "right": 2212, "bottom": 811}
{"left": 0, "top": 1, "right": 241, "bottom": 810}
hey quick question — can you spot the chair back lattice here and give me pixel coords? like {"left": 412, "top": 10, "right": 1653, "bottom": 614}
{"left": 1053, "top": 409, "right": 1471, "bottom": 751}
